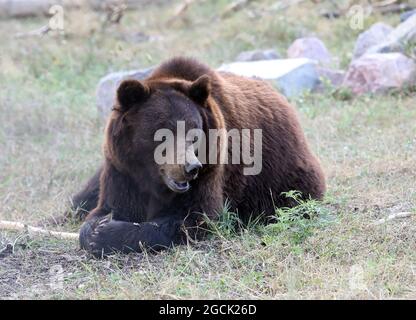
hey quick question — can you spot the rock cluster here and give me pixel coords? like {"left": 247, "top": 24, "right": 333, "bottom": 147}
{"left": 96, "top": 10, "right": 416, "bottom": 117}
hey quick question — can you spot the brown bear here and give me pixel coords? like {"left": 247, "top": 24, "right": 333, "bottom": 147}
{"left": 76, "top": 57, "right": 326, "bottom": 257}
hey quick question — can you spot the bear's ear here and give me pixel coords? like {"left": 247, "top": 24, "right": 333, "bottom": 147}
{"left": 116, "top": 79, "right": 150, "bottom": 112}
{"left": 189, "top": 75, "right": 211, "bottom": 105}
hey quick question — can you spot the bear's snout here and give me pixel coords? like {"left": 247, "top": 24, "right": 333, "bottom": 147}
{"left": 185, "top": 159, "right": 202, "bottom": 179}
{"left": 159, "top": 162, "right": 201, "bottom": 194}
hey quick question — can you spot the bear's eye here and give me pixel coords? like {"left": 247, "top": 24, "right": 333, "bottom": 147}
{"left": 193, "top": 136, "right": 198, "bottom": 143}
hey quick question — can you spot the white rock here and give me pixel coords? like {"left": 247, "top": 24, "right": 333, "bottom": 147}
{"left": 400, "top": 9, "right": 416, "bottom": 22}
{"left": 218, "top": 59, "right": 320, "bottom": 97}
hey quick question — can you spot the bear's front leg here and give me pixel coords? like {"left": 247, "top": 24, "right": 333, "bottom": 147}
{"left": 79, "top": 215, "right": 183, "bottom": 258}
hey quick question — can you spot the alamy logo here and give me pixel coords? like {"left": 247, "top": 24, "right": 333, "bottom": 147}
{"left": 49, "top": 5, "right": 64, "bottom": 32}
{"left": 154, "top": 121, "right": 263, "bottom": 175}
{"left": 347, "top": 5, "right": 372, "bottom": 30}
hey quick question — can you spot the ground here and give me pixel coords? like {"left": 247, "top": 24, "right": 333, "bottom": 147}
{"left": 0, "top": 0, "right": 415, "bottom": 299}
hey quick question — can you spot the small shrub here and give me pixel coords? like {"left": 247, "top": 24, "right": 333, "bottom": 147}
{"left": 332, "top": 87, "right": 354, "bottom": 101}
{"left": 205, "top": 200, "right": 263, "bottom": 239}
{"left": 262, "top": 191, "right": 333, "bottom": 245}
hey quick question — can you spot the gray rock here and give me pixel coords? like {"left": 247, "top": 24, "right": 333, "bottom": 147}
{"left": 365, "top": 14, "right": 416, "bottom": 55}
{"left": 287, "top": 37, "right": 332, "bottom": 65}
{"left": 0, "top": 0, "right": 54, "bottom": 18}
{"left": 353, "top": 22, "right": 393, "bottom": 59}
{"left": 316, "top": 67, "right": 345, "bottom": 87}
{"left": 235, "top": 49, "right": 280, "bottom": 62}
{"left": 400, "top": 9, "right": 416, "bottom": 22}
{"left": 96, "top": 67, "right": 154, "bottom": 119}
{"left": 218, "top": 59, "right": 320, "bottom": 97}
{"left": 342, "top": 53, "right": 416, "bottom": 95}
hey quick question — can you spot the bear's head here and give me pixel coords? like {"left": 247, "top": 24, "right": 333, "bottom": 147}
{"left": 104, "top": 75, "right": 214, "bottom": 195}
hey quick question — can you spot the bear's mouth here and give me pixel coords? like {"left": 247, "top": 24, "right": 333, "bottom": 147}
{"left": 163, "top": 176, "right": 191, "bottom": 193}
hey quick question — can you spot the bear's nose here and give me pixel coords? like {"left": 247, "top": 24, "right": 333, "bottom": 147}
{"left": 185, "top": 161, "right": 202, "bottom": 177}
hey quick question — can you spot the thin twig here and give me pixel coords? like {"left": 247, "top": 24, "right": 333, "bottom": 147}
{"left": 0, "top": 220, "right": 78, "bottom": 240}
{"left": 220, "top": 0, "right": 254, "bottom": 19}
{"left": 370, "top": 212, "right": 415, "bottom": 226}
{"left": 166, "top": 0, "right": 196, "bottom": 26}
{"left": 14, "top": 25, "right": 50, "bottom": 38}
{"left": 371, "top": 0, "right": 398, "bottom": 7}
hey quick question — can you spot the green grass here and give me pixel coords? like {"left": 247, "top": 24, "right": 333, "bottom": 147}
{"left": 1, "top": 0, "right": 416, "bottom": 299}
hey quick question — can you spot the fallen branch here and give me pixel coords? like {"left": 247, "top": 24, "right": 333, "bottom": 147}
{"left": 14, "top": 25, "right": 51, "bottom": 38}
{"left": 370, "top": 211, "right": 415, "bottom": 226}
{"left": 371, "top": 0, "right": 399, "bottom": 7}
{"left": 0, "top": 220, "right": 78, "bottom": 240}
{"left": 104, "top": 3, "right": 127, "bottom": 25}
{"left": 166, "top": 0, "right": 196, "bottom": 26}
{"left": 373, "top": 3, "right": 413, "bottom": 15}
{"left": 220, "top": 0, "right": 254, "bottom": 19}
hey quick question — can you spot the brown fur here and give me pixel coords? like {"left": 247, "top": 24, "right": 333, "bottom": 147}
{"left": 76, "top": 57, "right": 326, "bottom": 257}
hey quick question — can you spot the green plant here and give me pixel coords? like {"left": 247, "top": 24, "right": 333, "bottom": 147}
{"left": 263, "top": 191, "right": 333, "bottom": 245}
{"left": 204, "top": 199, "right": 264, "bottom": 239}
{"left": 204, "top": 200, "right": 243, "bottom": 239}
{"left": 332, "top": 86, "right": 354, "bottom": 101}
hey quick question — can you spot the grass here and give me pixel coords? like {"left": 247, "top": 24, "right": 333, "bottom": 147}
{"left": 1, "top": 0, "right": 416, "bottom": 299}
